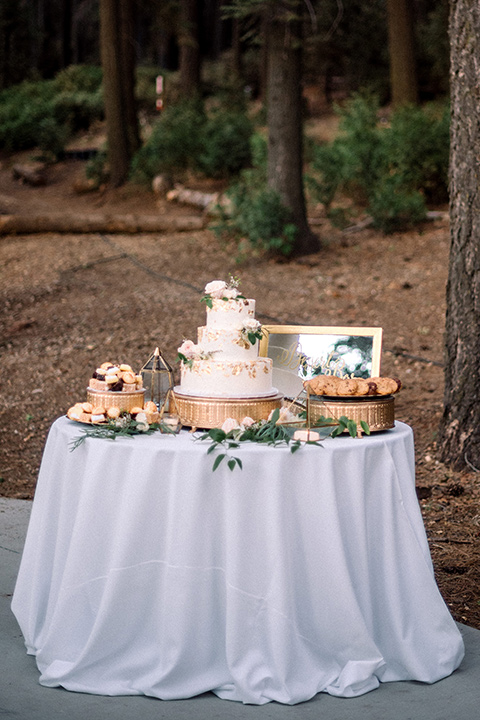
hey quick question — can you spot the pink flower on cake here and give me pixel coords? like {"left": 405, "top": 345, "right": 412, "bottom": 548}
{"left": 221, "top": 417, "right": 241, "bottom": 434}
{"left": 177, "top": 339, "right": 198, "bottom": 359}
{"left": 204, "top": 280, "right": 227, "bottom": 298}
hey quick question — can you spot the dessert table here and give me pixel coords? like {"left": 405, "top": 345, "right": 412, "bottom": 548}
{"left": 12, "top": 417, "right": 464, "bottom": 705}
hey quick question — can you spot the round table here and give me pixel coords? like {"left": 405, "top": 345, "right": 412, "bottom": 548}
{"left": 12, "top": 417, "right": 464, "bottom": 705}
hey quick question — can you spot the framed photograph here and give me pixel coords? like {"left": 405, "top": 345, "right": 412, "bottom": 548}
{"left": 259, "top": 325, "right": 383, "bottom": 398}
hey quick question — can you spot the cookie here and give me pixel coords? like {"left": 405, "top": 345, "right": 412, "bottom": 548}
{"left": 336, "top": 378, "right": 358, "bottom": 396}
{"left": 369, "top": 377, "right": 399, "bottom": 395}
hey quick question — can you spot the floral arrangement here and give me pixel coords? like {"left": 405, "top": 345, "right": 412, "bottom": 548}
{"left": 201, "top": 276, "right": 245, "bottom": 308}
{"left": 177, "top": 339, "right": 216, "bottom": 368}
{"left": 236, "top": 317, "right": 263, "bottom": 348}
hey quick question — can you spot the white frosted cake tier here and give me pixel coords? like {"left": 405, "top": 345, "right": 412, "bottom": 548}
{"left": 179, "top": 357, "right": 274, "bottom": 397}
{"left": 198, "top": 326, "right": 257, "bottom": 360}
{"left": 206, "top": 298, "right": 255, "bottom": 329}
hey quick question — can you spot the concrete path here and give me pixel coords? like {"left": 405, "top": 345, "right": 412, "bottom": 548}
{"left": 1, "top": 497, "right": 479, "bottom": 720}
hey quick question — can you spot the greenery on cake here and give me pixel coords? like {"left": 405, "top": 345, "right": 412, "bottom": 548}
{"left": 177, "top": 340, "right": 216, "bottom": 368}
{"left": 237, "top": 318, "right": 263, "bottom": 348}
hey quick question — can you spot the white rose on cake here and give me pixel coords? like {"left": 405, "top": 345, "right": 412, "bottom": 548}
{"left": 242, "top": 318, "right": 261, "bottom": 331}
{"left": 222, "top": 286, "right": 239, "bottom": 299}
{"left": 205, "top": 280, "right": 227, "bottom": 298}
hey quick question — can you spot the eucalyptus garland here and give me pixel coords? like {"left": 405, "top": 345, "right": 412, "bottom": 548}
{"left": 197, "top": 408, "right": 319, "bottom": 472}
{"left": 69, "top": 416, "right": 170, "bottom": 451}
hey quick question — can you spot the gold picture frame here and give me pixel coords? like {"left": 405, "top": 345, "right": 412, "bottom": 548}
{"left": 259, "top": 325, "right": 383, "bottom": 399}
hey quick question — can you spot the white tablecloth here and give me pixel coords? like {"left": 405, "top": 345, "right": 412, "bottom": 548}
{"left": 12, "top": 417, "right": 464, "bottom": 705}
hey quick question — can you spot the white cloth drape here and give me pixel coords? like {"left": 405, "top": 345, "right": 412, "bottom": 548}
{"left": 12, "top": 417, "right": 464, "bottom": 704}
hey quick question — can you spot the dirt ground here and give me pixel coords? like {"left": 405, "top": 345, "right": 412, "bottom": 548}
{"left": 0, "top": 149, "right": 479, "bottom": 630}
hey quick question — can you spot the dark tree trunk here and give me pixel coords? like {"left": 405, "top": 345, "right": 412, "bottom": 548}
{"left": 179, "top": 0, "right": 201, "bottom": 96}
{"left": 99, "top": 0, "right": 139, "bottom": 187}
{"left": 386, "top": 0, "right": 418, "bottom": 106}
{"left": 61, "top": 0, "right": 72, "bottom": 67}
{"left": 266, "top": 1, "right": 319, "bottom": 256}
{"left": 438, "top": 1, "right": 480, "bottom": 469}
{"left": 232, "top": 18, "right": 242, "bottom": 79}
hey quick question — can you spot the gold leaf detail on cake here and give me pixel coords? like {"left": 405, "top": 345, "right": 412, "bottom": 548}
{"left": 231, "top": 365, "right": 242, "bottom": 376}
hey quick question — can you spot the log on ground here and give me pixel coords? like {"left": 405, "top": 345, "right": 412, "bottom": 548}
{"left": 0, "top": 214, "right": 206, "bottom": 236}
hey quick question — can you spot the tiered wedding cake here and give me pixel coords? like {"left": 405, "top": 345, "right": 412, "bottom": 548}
{"left": 175, "top": 279, "right": 276, "bottom": 398}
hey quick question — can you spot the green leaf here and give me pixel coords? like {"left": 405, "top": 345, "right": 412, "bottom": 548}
{"left": 212, "top": 453, "right": 226, "bottom": 471}
{"left": 269, "top": 408, "right": 280, "bottom": 425}
{"left": 227, "top": 458, "right": 237, "bottom": 471}
{"left": 236, "top": 457, "right": 243, "bottom": 470}
{"left": 207, "top": 444, "right": 218, "bottom": 454}
{"left": 360, "top": 420, "right": 371, "bottom": 435}
{"left": 209, "top": 428, "right": 227, "bottom": 442}
{"left": 347, "top": 419, "right": 357, "bottom": 438}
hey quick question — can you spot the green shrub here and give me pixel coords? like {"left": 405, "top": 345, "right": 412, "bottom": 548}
{"left": 197, "top": 109, "right": 253, "bottom": 178}
{"left": 369, "top": 176, "right": 427, "bottom": 233}
{"left": 212, "top": 133, "right": 297, "bottom": 257}
{"left": 86, "top": 150, "right": 108, "bottom": 185}
{"left": 384, "top": 103, "right": 449, "bottom": 203}
{"left": 308, "top": 94, "right": 449, "bottom": 232}
{"left": 130, "top": 100, "right": 253, "bottom": 183}
{"left": 130, "top": 99, "right": 205, "bottom": 181}
{"left": 53, "top": 65, "right": 102, "bottom": 94}
{"left": 0, "top": 80, "right": 57, "bottom": 150}
{"left": 0, "top": 67, "right": 104, "bottom": 155}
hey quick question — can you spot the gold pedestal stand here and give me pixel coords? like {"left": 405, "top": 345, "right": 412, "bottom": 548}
{"left": 173, "top": 390, "right": 284, "bottom": 429}
{"left": 86, "top": 388, "right": 145, "bottom": 413}
{"left": 308, "top": 394, "right": 395, "bottom": 432}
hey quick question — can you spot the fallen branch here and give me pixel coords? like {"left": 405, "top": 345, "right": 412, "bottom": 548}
{"left": 166, "top": 184, "right": 232, "bottom": 216}
{"left": 12, "top": 163, "right": 47, "bottom": 186}
{"left": 0, "top": 213, "right": 206, "bottom": 236}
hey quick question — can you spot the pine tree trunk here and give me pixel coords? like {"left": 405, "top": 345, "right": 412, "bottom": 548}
{"left": 266, "top": 1, "right": 319, "bottom": 256}
{"left": 179, "top": 0, "right": 201, "bottom": 96}
{"left": 438, "top": 1, "right": 480, "bottom": 469}
{"left": 99, "top": 0, "right": 139, "bottom": 187}
{"left": 386, "top": 0, "right": 418, "bottom": 106}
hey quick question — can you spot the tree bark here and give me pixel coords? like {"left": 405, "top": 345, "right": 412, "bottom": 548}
{"left": 179, "top": 0, "right": 201, "bottom": 96}
{"left": 266, "top": 1, "right": 319, "bottom": 255}
{"left": 438, "top": 1, "right": 480, "bottom": 469}
{"left": 386, "top": 0, "right": 418, "bottom": 106}
{"left": 99, "top": 0, "right": 139, "bottom": 187}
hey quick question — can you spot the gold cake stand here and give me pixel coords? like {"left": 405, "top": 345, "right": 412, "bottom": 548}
{"left": 307, "top": 394, "right": 395, "bottom": 432}
{"left": 173, "top": 390, "right": 284, "bottom": 429}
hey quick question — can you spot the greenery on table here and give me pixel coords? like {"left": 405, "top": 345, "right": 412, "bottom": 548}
{"left": 197, "top": 408, "right": 320, "bottom": 472}
{"left": 312, "top": 414, "right": 371, "bottom": 438}
{"left": 68, "top": 415, "right": 169, "bottom": 451}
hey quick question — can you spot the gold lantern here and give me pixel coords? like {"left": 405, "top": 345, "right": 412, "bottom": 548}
{"left": 141, "top": 347, "right": 174, "bottom": 417}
